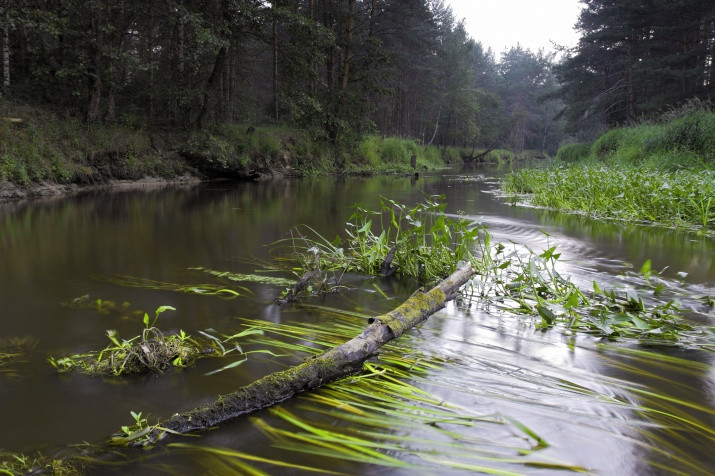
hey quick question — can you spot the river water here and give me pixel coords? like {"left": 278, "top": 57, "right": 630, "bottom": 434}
{"left": 0, "top": 170, "right": 713, "bottom": 475}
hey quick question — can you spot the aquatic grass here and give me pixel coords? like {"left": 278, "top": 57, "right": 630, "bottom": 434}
{"left": 48, "top": 306, "right": 265, "bottom": 376}
{"left": 0, "top": 337, "right": 35, "bottom": 378}
{"left": 466, "top": 235, "right": 697, "bottom": 343}
{"left": 189, "top": 267, "right": 296, "bottom": 287}
{"left": 502, "top": 163, "right": 715, "bottom": 232}
{"left": 278, "top": 199, "right": 705, "bottom": 343}
{"left": 503, "top": 110, "right": 715, "bottom": 233}
{"left": 96, "top": 275, "right": 248, "bottom": 298}
{"left": 167, "top": 443, "right": 343, "bottom": 475}
{"left": 217, "top": 314, "right": 589, "bottom": 473}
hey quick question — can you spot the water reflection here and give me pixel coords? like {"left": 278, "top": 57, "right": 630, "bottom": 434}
{"left": 0, "top": 172, "right": 712, "bottom": 474}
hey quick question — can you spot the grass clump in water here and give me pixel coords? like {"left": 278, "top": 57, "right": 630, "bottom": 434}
{"left": 279, "top": 195, "right": 480, "bottom": 285}
{"left": 0, "top": 337, "right": 36, "bottom": 378}
{"left": 280, "top": 198, "right": 704, "bottom": 343}
{"left": 48, "top": 306, "right": 264, "bottom": 376}
{"left": 0, "top": 451, "right": 80, "bottom": 476}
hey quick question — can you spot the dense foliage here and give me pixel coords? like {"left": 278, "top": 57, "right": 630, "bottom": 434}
{"left": 0, "top": 0, "right": 561, "bottom": 153}
{"left": 557, "top": 0, "right": 715, "bottom": 136}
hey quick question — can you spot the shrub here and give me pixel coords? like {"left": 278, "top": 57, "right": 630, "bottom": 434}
{"left": 380, "top": 138, "right": 409, "bottom": 164}
{"left": 441, "top": 147, "right": 461, "bottom": 164}
{"left": 656, "top": 110, "right": 715, "bottom": 162}
{"left": 357, "top": 136, "right": 381, "bottom": 167}
{"left": 555, "top": 143, "right": 590, "bottom": 162}
{"left": 591, "top": 128, "right": 625, "bottom": 159}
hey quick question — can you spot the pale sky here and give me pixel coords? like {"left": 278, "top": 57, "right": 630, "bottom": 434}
{"left": 447, "top": 0, "right": 583, "bottom": 57}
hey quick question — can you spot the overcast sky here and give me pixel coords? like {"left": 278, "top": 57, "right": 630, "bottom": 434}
{"left": 446, "top": 0, "right": 583, "bottom": 57}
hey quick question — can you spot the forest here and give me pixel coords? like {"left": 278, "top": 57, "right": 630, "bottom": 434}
{"left": 0, "top": 0, "right": 714, "bottom": 182}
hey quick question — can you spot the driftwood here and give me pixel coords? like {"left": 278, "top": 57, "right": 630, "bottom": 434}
{"left": 276, "top": 268, "right": 320, "bottom": 304}
{"left": 143, "top": 262, "right": 475, "bottom": 444}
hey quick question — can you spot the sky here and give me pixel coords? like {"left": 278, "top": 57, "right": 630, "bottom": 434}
{"left": 446, "top": 0, "right": 583, "bottom": 57}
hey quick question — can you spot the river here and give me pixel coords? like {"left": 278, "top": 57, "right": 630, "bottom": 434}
{"left": 0, "top": 170, "right": 713, "bottom": 475}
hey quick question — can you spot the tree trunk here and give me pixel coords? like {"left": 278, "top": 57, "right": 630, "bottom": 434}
{"left": 368, "top": 0, "right": 376, "bottom": 38}
{"left": 196, "top": 46, "right": 228, "bottom": 129}
{"left": 272, "top": 1, "right": 279, "bottom": 121}
{"left": 2, "top": 18, "right": 9, "bottom": 92}
{"left": 141, "top": 262, "right": 475, "bottom": 443}
{"left": 340, "top": 0, "right": 354, "bottom": 90}
{"left": 86, "top": 14, "right": 103, "bottom": 123}
{"left": 148, "top": 3, "right": 155, "bottom": 122}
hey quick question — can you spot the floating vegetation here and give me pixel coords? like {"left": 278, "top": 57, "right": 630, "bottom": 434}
{"left": 0, "top": 451, "right": 79, "bottom": 476}
{"left": 0, "top": 337, "right": 36, "bottom": 378}
{"left": 63, "top": 295, "right": 134, "bottom": 316}
{"left": 276, "top": 195, "right": 480, "bottom": 285}
{"left": 468, "top": 235, "right": 699, "bottom": 343}
{"left": 96, "top": 275, "right": 247, "bottom": 298}
{"left": 280, "top": 198, "right": 706, "bottom": 343}
{"left": 167, "top": 443, "right": 344, "bottom": 475}
{"left": 48, "top": 306, "right": 266, "bottom": 376}
{"left": 189, "top": 266, "right": 296, "bottom": 287}
{"left": 227, "top": 305, "right": 712, "bottom": 474}
{"left": 160, "top": 312, "right": 589, "bottom": 474}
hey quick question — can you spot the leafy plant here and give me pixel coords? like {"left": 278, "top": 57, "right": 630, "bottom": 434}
{"left": 278, "top": 195, "right": 481, "bottom": 285}
{"left": 48, "top": 306, "right": 266, "bottom": 376}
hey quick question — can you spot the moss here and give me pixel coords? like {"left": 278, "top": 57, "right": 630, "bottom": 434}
{"left": 378, "top": 287, "right": 447, "bottom": 337}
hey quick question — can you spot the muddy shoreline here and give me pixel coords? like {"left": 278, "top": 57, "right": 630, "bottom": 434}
{"left": 0, "top": 174, "right": 204, "bottom": 203}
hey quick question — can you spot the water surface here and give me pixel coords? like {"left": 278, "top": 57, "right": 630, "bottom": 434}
{"left": 0, "top": 170, "right": 713, "bottom": 474}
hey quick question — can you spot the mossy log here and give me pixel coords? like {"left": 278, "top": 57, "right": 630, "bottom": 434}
{"left": 144, "top": 262, "right": 475, "bottom": 444}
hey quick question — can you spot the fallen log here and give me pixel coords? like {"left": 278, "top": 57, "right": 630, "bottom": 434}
{"left": 143, "top": 262, "right": 475, "bottom": 444}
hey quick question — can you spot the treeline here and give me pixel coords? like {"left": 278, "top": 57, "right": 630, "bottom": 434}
{"left": 557, "top": 0, "right": 715, "bottom": 138}
{"left": 0, "top": 0, "right": 562, "bottom": 153}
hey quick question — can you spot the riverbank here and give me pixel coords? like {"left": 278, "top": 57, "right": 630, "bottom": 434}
{"left": 502, "top": 108, "right": 715, "bottom": 234}
{"left": 0, "top": 102, "right": 480, "bottom": 201}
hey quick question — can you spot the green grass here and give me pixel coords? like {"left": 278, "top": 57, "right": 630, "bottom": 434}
{"left": 0, "top": 102, "right": 187, "bottom": 185}
{"left": 0, "top": 101, "right": 459, "bottom": 186}
{"left": 503, "top": 109, "right": 715, "bottom": 232}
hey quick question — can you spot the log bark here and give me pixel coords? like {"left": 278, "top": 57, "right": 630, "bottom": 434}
{"left": 144, "top": 262, "right": 475, "bottom": 443}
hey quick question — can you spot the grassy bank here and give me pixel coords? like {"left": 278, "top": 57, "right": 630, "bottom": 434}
{"left": 502, "top": 108, "right": 715, "bottom": 232}
{"left": 185, "top": 124, "right": 460, "bottom": 177}
{"left": 0, "top": 102, "right": 463, "bottom": 195}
